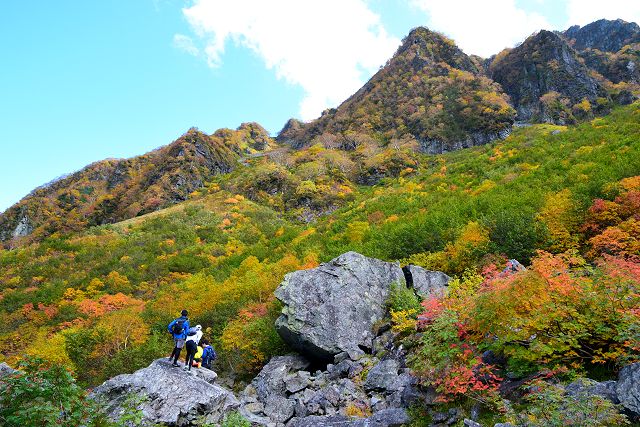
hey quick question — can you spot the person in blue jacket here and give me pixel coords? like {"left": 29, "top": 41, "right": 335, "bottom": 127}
{"left": 200, "top": 339, "right": 217, "bottom": 370}
{"left": 167, "top": 309, "right": 190, "bottom": 367}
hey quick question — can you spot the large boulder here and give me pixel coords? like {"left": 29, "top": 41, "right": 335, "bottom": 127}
{"left": 402, "top": 265, "right": 450, "bottom": 299}
{"left": 275, "top": 252, "right": 406, "bottom": 360}
{"left": 90, "top": 359, "right": 238, "bottom": 426}
{"left": 566, "top": 378, "right": 619, "bottom": 403}
{"left": 364, "top": 359, "right": 401, "bottom": 392}
{"left": 250, "top": 354, "right": 310, "bottom": 402}
{"left": 617, "top": 362, "right": 640, "bottom": 417}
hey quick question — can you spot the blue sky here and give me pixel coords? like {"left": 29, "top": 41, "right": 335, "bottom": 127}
{"left": 1, "top": 0, "right": 638, "bottom": 212}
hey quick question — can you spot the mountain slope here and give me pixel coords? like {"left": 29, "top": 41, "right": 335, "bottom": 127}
{"left": 0, "top": 123, "right": 274, "bottom": 247}
{"left": 4, "top": 20, "right": 640, "bottom": 247}
{"left": 0, "top": 102, "right": 638, "bottom": 387}
{"left": 278, "top": 27, "right": 515, "bottom": 153}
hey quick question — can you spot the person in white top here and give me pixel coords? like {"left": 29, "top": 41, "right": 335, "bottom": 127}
{"left": 184, "top": 325, "right": 203, "bottom": 371}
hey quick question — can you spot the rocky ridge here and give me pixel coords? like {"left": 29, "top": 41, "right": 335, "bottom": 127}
{"left": 0, "top": 124, "right": 274, "bottom": 247}
{"left": 489, "top": 30, "right": 608, "bottom": 123}
{"left": 562, "top": 19, "right": 640, "bottom": 53}
{"left": 4, "top": 19, "right": 640, "bottom": 247}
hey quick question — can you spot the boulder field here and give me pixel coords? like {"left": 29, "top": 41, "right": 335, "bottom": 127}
{"left": 90, "top": 251, "right": 640, "bottom": 426}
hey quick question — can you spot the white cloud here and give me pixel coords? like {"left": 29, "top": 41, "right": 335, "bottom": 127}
{"left": 565, "top": 0, "right": 640, "bottom": 27}
{"left": 411, "top": 0, "right": 550, "bottom": 57}
{"left": 181, "top": 0, "right": 399, "bottom": 121}
{"left": 173, "top": 34, "right": 200, "bottom": 56}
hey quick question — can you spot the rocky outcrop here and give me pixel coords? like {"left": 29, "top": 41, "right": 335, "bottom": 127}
{"left": 489, "top": 30, "right": 607, "bottom": 123}
{"left": 90, "top": 359, "right": 238, "bottom": 426}
{"left": 563, "top": 19, "right": 640, "bottom": 53}
{"left": 274, "top": 252, "right": 407, "bottom": 361}
{"left": 402, "top": 265, "right": 450, "bottom": 299}
{"left": 566, "top": 378, "right": 619, "bottom": 404}
{"left": 239, "top": 351, "right": 420, "bottom": 426}
{"left": 11, "top": 215, "right": 32, "bottom": 239}
{"left": 617, "top": 362, "right": 640, "bottom": 417}
{"left": 0, "top": 362, "right": 17, "bottom": 377}
{"left": 561, "top": 363, "right": 640, "bottom": 420}
{"left": 418, "top": 128, "right": 513, "bottom": 155}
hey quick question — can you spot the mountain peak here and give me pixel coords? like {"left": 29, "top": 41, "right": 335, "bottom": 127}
{"left": 395, "top": 26, "right": 479, "bottom": 73}
{"left": 563, "top": 18, "right": 640, "bottom": 52}
{"left": 277, "top": 26, "right": 512, "bottom": 151}
{"left": 489, "top": 28, "right": 607, "bottom": 123}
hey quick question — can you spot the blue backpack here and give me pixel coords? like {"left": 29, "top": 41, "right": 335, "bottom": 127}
{"left": 170, "top": 318, "right": 187, "bottom": 335}
{"left": 203, "top": 345, "right": 216, "bottom": 363}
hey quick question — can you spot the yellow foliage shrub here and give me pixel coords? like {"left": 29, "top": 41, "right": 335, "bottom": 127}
{"left": 390, "top": 309, "right": 418, "bottom": 334}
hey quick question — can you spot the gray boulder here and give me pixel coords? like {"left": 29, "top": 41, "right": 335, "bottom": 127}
{"left": 365, "top": 359, "right": 401, "bottom": 392}
{"left": 402, "top": 265, "right": 450, "bottom": 299}
{"left": 0, "top": 362, "right": 17, "bottom": 377}
{"left": 286, "top": 371, "right": 312, "bottom": 393}
{"left": 566, "top": 378, "right": 619, "bottom": 403}
{"left": 617, "top": 362, "right": 640, "bottom": 416}
{"left": 264, "top": 395, "right": 295, "bottom": 423}
{"left": 251, "top": 354, "right": 310, "bottom": 402}
{"left": 275, "top": 252, "right": 406, "bottom": 360}
{"left": 89, "top": 359, "right": 238, "bottom": 426}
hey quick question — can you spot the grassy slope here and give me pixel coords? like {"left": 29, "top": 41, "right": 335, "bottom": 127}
{"left": 0, "top": 103, "right": 638, "bottom": 385}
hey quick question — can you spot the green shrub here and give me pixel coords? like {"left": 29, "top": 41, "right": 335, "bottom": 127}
{"left": 386, "top": 282, "right": 422, "bottom": 313}
{"left": 518, "top": 380, "right": 628, "bottom": 426}
{"left": 220, "top": 411, "right": 251, "bottom": 427}
{"left": 0, "top": 358, "right": 98, "bottom": 427}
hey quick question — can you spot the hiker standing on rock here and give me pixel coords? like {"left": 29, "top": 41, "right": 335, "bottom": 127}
{"left": 167, "top": 309, "right": 190, "bottom": 367}
{"left": 184, "top": 324, "right": 203, "bottom": 371}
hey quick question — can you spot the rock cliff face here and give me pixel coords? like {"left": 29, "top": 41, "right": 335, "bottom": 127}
{"left": 274, "top": 252, "right": 407, "bottom": 361}
{"left": 563, "top": 19, "right": 640, "bottom": 53}
{"left": 489, "top": 30, "right": 608, "bottom": 123}
{"left": 90, "top": 359, "right": 238, "bottom": 426}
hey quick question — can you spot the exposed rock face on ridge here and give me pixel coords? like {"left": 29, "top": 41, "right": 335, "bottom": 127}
{"left": 489, "top": 30, "right": 607, "bottom": 123}
{"left": 90, "top": 359, "right": 238, "bottom": 426}
{"left": 563, "top": 19, "right": 640, "bottom": 53}
{"left": 418, "top": 128, "right": 513, "bottom": 155}
{"left": 274, "top": 251, "right": 407, "bottom": 361}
